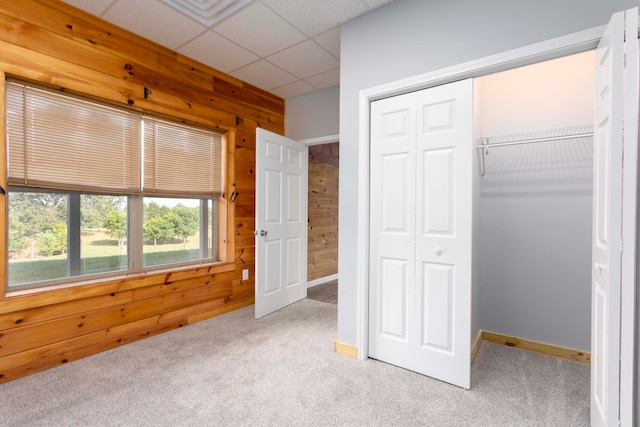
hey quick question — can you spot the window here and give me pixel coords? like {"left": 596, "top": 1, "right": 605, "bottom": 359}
{"left": 8, "top": 192, "right": 128, "bottom": 286}
{"left": 5, "top": 81, "right": 225, "bottom": 291}
{"left": 142, "top": 197, "right": 215, "bottom": 267}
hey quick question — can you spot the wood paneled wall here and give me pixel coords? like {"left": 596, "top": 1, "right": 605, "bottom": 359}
{"left": 0, "top": 0, "right": 283, "bottom": 383}
{"left": 307, "top": 143, "right": 339, "bottom": 281}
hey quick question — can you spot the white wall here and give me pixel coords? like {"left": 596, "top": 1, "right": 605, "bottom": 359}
{"left": 477, "top": 52, "right": 595, "bottom": 136}
{"left": 285, "top": 85, "right": 339, "bottom": 140}
{"left": 477, "top": 51, "right": 595, "bottom": 351}
{"left": 338, "top": 0, "right": 638, "bottom": 348}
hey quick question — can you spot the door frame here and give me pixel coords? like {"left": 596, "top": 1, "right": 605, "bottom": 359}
{"left": 355, "top": 17, "right": 636, "bottom": 418}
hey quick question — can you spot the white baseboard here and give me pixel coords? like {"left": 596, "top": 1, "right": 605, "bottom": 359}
{"left": 307, "top": 274, "right": 338, "bottom": 288}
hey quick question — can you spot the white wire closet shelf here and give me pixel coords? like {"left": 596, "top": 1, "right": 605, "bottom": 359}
{"left": 476, "top": 124, "right": 594, "bottom": 184}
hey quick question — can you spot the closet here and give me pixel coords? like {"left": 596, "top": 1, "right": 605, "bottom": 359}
{"left": 475, "top": 51, "right": 594, "bottom": 353}
{"left": 368, "top": 51, "right": 595, "bottom": 389}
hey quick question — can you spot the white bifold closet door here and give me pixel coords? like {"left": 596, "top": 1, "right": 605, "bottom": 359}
{"left": 591, "top": 7, "right": 638, "bottom": 427}
{"left": 369, "top": 79, "right": 473, "bottom": 389}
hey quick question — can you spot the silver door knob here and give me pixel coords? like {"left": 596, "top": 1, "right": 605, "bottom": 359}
{"left": 594, "top": 262, "right": 604, "bottom": 271}
{"left": 254, "top": 229, "right": 267, "bottom": 237}
{"left": 434, "top": 247, "right": 443, "bottom": 256}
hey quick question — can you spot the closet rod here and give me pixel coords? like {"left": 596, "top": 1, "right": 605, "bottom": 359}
{"left": 476, "top": 131, "right": 593, "bottom": 150}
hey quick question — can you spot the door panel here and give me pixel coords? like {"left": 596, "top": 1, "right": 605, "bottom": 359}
{"left": 422, "top": 148, "right": 454, "bottom": 234}
{"left": 619, "top": 10, "right": 639, "bottom": 426}
{"left": 591, "top": 12, "right": 624, "bottom": 426}
{"left": 591, "top": 8, "right": 639, "bottom": 426}
{"left": 286, "top": 237, "right": 301, "bottom": 286}
{"left": 255, "top": 128, "right": 308, "bottom": 318}
{"left": 382, "top": 153, "right": 410, "bottom": 231}
{"left": 265, "top": 169, "right": 282, "bottom": 223}
{"left": 414, "top": 80, "right": 473, "bottom": 389}
{"left": 264, "top": 240, "right": 281, "bottom": 294}
{"left": 381, "top": 258, "right": 409, "bottom": 340}
{"left": 421, "top": 262, "right": 454, "bottom": 352}
{"left": 287, "top": 174, "right": 301, "bottom": 221}
{"left": 369, "top": 79, "right": 473, "bottom": 389}
{"left": 591, "top": 9, "right": 625, "bottom": 427}
{"left": 369, "top": 92, "right": 416, "bottom": 370}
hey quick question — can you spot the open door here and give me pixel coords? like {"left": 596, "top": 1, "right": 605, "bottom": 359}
{"left": 591, "top": 8, "right": 638, "bottom": 427}
{"left": 255, "top": 128, "right": 308, "bottom": 318}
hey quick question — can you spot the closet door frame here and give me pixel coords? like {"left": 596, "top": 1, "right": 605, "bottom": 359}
{"left": 355, "top": 10, "right": 636, "bottom": 420}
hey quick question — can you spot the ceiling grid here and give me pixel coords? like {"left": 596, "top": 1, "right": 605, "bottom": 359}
{"left": 61, "top": 0, "right": 394, "bottom": 98}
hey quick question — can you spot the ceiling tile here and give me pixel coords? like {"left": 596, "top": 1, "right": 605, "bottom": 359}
{"left": 305, "top": 68, "right": 340, "bottom": 89}
{"left": 267, "top": 40, "right": 338, "bottom": 79}
{"left": 178, "top": 31, "right": 259, "bottom": 72}
{"left": 361, "top": 0, "right": 395, "bottom": 8}
{"left": 231, "top": 60, "right": 297, "bottom": 91}
{"left": 103, "top": 0, "right": 206, "bottom": 49}
{"left": 262, "top": 0, "right": 367, "bottom": 37}
{"left": 270, "top": 80, "right": 315, "bottom": 99}
{"left": 313, "top": 27, "right": 340, "bottom": 59}
{"left": 213, "top": 2, "right": 306, "bottom": 57}
{"left": 62, "top": 0, "right": 115, "bottom": 16}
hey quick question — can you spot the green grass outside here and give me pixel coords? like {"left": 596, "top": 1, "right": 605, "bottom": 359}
{"left": 9, "top": 249, "right": 202, "bottom": 285}
{"left": 8, "top": 229, "right": 205, "bottom": 286}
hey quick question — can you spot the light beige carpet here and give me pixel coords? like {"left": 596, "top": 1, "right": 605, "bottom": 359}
{"left": 0, "top": 298, "right": 589, "bottom": 426}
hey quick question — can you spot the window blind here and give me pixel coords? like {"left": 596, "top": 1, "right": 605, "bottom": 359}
{"left": 143, "top": 116, "right": 224, "bottom": 197}
{"left": 6, "top": 81, "right": 141, "bottom": 193}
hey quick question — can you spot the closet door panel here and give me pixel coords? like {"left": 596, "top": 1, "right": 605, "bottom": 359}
{"left": 414, "top": 79, "right": 473, "bottom": 389}
{"left": 422, "top": 148, "right": 454, "bottom": 235}
{"left": 380, "top": 257, "right": 409, "bottom": 339}
{"left": 594, "top": 121, "right": 610, "bottom": 250}
{"left": 589, "top": 7, "right": 635, "bottom": 426}
{"left": 421, "top": 262, "right": 454, "bottom": 353}
{"left": 369, "top": 92, "right": 416, "bottom": 368}
{"left": 381, "top": 153, "right": 410, "bottom": 233}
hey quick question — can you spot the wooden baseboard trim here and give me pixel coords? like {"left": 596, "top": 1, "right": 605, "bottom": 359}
{"left": 481, "top": 330, "right": 590, "bottom": 364}
{"left": 471, "top": 330, "right": 483, "bottom": 363}
{"left": 334, "top": 340, "right": 357, "bottom": 358}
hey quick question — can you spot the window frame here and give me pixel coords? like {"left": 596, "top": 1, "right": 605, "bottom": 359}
{"left": 2, "top": 80, "right": 234, "bottom": 294}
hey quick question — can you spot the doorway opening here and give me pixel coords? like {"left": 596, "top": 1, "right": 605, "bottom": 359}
{"left": 307, "top": 142, "right": 339, "bottom": 284}
{"left": 307, "top": 141, "right": 339, "bottom": 305}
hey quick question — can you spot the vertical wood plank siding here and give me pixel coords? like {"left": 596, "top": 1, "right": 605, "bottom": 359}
{"left": 307, "top": 143, "right": 339, "bottom": 281}
{"left": 0, "top": 0, "right": 284, "bottom": 383}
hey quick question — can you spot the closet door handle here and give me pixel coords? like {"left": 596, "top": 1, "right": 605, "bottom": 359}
{"left": 434, "top": 247, "right": 443, "bottom": 256}
{"left": 594, "top": 262, "right": 605, "bottom": 272}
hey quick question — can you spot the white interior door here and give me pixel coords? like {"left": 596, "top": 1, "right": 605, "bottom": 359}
{"left": 369, "top": 79, "right": 474, "bottom": 389}
{"left": 255, "top": 128, "right": 308, "bottom": 319}
{"left": 591, "top": 8, "right": 638, "bottom": 426}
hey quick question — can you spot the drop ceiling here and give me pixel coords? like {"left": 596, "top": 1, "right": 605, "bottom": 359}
{"left": 60, "top": 0, "right": 394, "bottom": 99}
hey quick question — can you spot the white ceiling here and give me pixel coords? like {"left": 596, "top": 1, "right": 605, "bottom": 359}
{"left": 60, "top": 0, "right": 394, "bottom": 99}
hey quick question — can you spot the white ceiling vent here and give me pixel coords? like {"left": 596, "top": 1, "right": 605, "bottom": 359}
{"left": 160, "top": 0, "right": 254, "bottom": 27}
